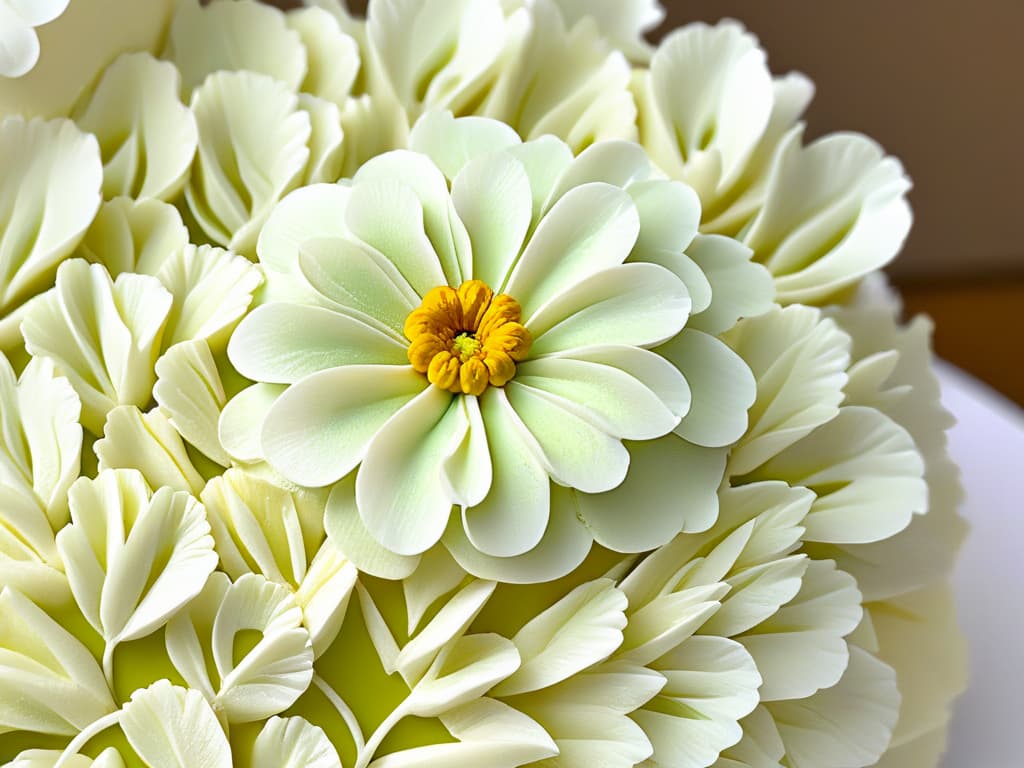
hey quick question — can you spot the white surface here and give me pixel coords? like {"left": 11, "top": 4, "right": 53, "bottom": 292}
{"left": 938, "top": 363, "right": 1024, "bottom": 767}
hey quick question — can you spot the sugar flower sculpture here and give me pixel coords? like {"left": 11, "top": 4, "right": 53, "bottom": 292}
{"left": 0, "top": 1, "right": 966, "bottom": 768}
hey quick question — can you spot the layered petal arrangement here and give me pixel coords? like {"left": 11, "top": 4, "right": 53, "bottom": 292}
{"left": 0, "top": 2, "right": 966, "bottom": 768}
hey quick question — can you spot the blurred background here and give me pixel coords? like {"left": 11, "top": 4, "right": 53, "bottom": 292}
{"left": 271, "top": 0, "right": 1024, "bottom": 405}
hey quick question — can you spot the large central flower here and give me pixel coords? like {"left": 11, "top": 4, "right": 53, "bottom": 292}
{"left": 223, "top": 112, "right": 760, "bottom": 581}
{"left": 406, "top": 280, "right": 531, "bottom": 396}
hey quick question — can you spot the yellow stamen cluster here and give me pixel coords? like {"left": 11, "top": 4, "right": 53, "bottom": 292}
{"left": 405, "top": 280, "right": 532, "bottom": 396}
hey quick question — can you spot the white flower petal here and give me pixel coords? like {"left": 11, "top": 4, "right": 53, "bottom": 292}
{"left": 165, "top": 0, "right": 306, "bottom": 93}
{"left": 451, "top": 150, "right": 532, "bottom": 289}
{"left": 153, "top": 340, "right": 230, "bottom": 466}
{"left": 515, "top": 352, "right": 686, "bottom": 440}
{"left": 724, "top": 306, "right": 851, "bottom": 476}
{"left": 460, "top": 388, "right": 548, "bottom": 558}
{"left": 257, "top": 183, "right": 351, "bottom": 278}
{"left": 685, "top": 234, "right": 774, "bottom": 336}
{"left": 410, "top": 110, "right": 523, "bottom": 181}
{"left": 218, "top": 383, "right": 285, "bottom": 464}
{"left": 577, "top": 434, "right": 726, "bottom": 553}
{"left": 324, "top": 474, "right": 421, "bottom": 580}
{"left": 298, "top": 94, "right": 345, "bottom": 185}
{"left": 745, "top": 130, "right": 912, "bottom": 305}
{"left": 253, "top": 716, "right": 343, "bottom": 768}
{"left": 738, "top": 560, "right": 862, "bottom": 701}
{"left": 752, "top": 406, "right": 927, "bottom": 544}
{"left": 230, "top": 303, "right": 407, "bottom": 385}
{"left": 95, "top": 406, "right": 205, "bottom": 496}
{"left": 506, "top": 381, "right": 629, "bottom": 494}
{"left": 545, "top": 141, "right": 652, "bottom": 208}
{"left": 506, "top": 182, "right": 639, "bottom": 319}
{"left": 22, "top": 260, "right": 172, "bottom": 434}
{"left": 635, "top": 636, "right": 761, "bottom": 768}
{"left": 357, "top": 386, "right": 461, "bottom": 555}
{"left": 660, "top": 329, "right": 756, "bottom": 448}
{"left": 442, "top": 394, "right": 492, "bottom": 508}
{"left": 445, "top": 483, "right": 591, "bottom": 584}
{"left": 506, "top": 135, "right": 574, "bottom": 227}
{"left": 352, "top": 149, "right": 469, "bottom": 286}
{"left": 263, "top": 365, "right": 427, "bottom": 488}
{"left": 187, "top": 71, "right": 311, "bottom": 256}
{"left": 546, "top": 0, "right": 663, "bottom": 60}
{"left": 120, "top": 681, "right": 231, "bottom": 768}
{"left": 56, "top": 469, "right": 216, "bottom": 679}
{"left": 296, "top": 237, "right": 419, "bottom": 336}
{"left": 211, "top": 573, "right": 314, "bottom": 722}
{"left": 527, "top": 263, "right": 690, "bottom": 355}
{"left": 767, "top": 647, "right": 899, "bottom": 768}
{"left": 0, "top": 6, "right": 39, "bottom": 78}
{"left": 0, "top": 587, "right": 116, "bottom": 736}
{"left": 0, "top": 118, "right": 101, "bottom": 327}
{"left": 492, "top": 578, "right": 627, "bottom": 696}
{"left": 77, "top": 198, "right": 188, "bottom": 279}
{"left": 75, "top": 53, "right": 197, "bottom": 201}
{"left": 287, "top": 6, "right": 360, "bottom": 110}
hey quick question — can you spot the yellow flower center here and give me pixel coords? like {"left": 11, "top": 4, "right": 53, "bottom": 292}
{"left": 404, "top": 280, "right": 532, "bottom": 397}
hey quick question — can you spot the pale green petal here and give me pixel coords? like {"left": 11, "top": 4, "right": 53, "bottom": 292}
{"left": 745, "top": 130, "right": 912, "bottom": 305}
{"left": 767, "top": 648, "right": 899, "bottom": 768}
{"left": 351, "top": 149, "right": 468, "bottom": 287}
{"left": 527, "top": 263, "right": 689, "bottom": 355}
{"left": 723, "top": 306, "right": 850, "bottom": 476}
{"left": 492, "top": 579, "right": 627, "bottom": 696}
{"left": 4, "top": 747, "right": 124, "bottom": 767}
{"left": 545, "top": 141, "right": 652, "bottom": 208}
{"left": 615, "top": 582, "right": 726, "bottom": 668}
{"left": 506, "top": 381, "right": 629, "bottom": 494}
{"left": 296, "top": 237, "right": 419, "bottom": 336}
{"left": 229, "top": 303, "right": 407, "bottom": 384}
{"left": 153, "top": 340, "right": 229, "bottom": 466}
{"left": 253, "top": 716, "right": 343, "bottom": 768}
{"left": 576, "top": 435, "right": 726, "bottom": 553}
{"left": 95, "top": 406, "right": 205, "bottom": 496}
{"left": 660, "top": 329, "right": 756, "bottom": 448}
{"left": 445, "top": 483, "right": 591, "bottom": 584}
{"left": 295, "top": 539, "right": 357, "bottom": 657}
{"left": 120, "top": 680, "right": 232, "bottom": 768}
{"left": 0, "top": 587, "right": 116, "bottom": 736}
{"left": 356, "top": 386, "right": 461, "bottom": 555}
{"left": 450, "top": 150, "right": 532, "bottom": 289}
{"left": 324, "top": 474, "right": 421, "bottom": 579}
{"left": 75, "top": 53, "right": 197, "bottom": 201}
{"left": 460, "top": 388, "right": 548, "bottom": 558}
{"left": 515, "top": 352, "right": 686, "bottom": 440}
{"left": 0, "top": 118, "right": 101, "bottom": 326}
{"left": 713, "top": 706, "right": 786, "bottom": 768}
{"left": 545, "top": 0, "right": 663, "bottom": 60}
{"left": 738, "top": 560, "right": 862, "bottom": 701}
{"left": 157, "top": 244, "right": 263, "bottom": 351}
{"left": 22, "top": 260, "right": 172, "bottom": 434}
{"left": 635, "top": 636, "right": 761, "bottom": 768}
{"left": 685, "top": 234, "right": 774, "bottom": 336}
{"left": 441, "top": 394, "right": 491, "bottom": 509}
{"left": 218, "top": 383, "right": 286, "bottom": 464}
{"left": 187, "top": 71, "right": 311, "bottom": 257}
{"left": 505, "top": 182, "right": 639, "bottom": 320}
{"left": 77, "top": 198, "right": 188, "bottom": 278}
{"left": 165, "top": 0, "right": 307, "bottom": 93}
{"left": 263, "top": 365, "right": 426, "bottom": 488}
{"left": 256, "top": 183, "right": 351, "bottom": 279}
{"left": 505, "top": 135, "right": 574, "bottom": 229}
{"left": 410, "top": 110, "right": 522, "bottom": 181}
{"left": 55, "top": 469, "right": 216, "bottom": 680}
{"left": 287, "top": 6, "right": 360, "bottom": 109}
{"left": 752, "top": 406, "right": 927, "bottom": 544}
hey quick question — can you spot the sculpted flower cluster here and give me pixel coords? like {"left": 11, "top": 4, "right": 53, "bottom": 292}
{"left": 0, "top": 1, "right": 964, "bottom": 768}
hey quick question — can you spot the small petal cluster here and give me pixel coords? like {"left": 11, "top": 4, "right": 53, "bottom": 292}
{"left": 405, "top": 280, "right": 531, "bottom": 395}
{"left": 0, "top": 2, "right": 965, "bottom": 768}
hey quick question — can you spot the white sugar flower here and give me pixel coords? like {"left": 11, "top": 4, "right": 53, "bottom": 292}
{"left": 224, "top": 112, "right": 762, "bottom": 580}
{"left": 0, "top": 0, "right": 69, "bottom": 78}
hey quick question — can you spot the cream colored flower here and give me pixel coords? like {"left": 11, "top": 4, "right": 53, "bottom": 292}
{"left": 0, "top": 0, "right": 69, "bottom": 78}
